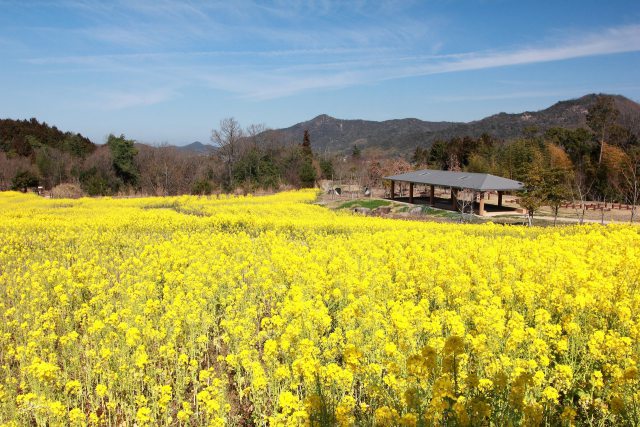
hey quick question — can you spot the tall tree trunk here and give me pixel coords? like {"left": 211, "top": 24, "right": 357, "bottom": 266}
{"left": 598, "top": 129, "right": 605, "bottom": 165}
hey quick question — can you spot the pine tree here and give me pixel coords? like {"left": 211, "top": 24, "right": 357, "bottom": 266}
{"left": 299, "top": 129, "right": 316, "bottom": 187}
{"left": 107, "top": 134, "right": 138, "bottom": 186}
{"left": 302, "top": 130, "right": 312, "bottom": 160}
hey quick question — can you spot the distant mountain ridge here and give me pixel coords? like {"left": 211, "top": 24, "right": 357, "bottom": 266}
{"left": 176, "top": 141, "right": 216, "bottom": 154}
{"left": 267, "top": 94, "right": 640, "bottom": 155}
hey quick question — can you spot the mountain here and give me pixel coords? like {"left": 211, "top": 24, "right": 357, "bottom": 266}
{"left": 268, "top": 94, "right": 640, "bottom": 155}
{"left": 270, "top": 114, "right": 456, "bottom": 155}
{"left": 176, "top": 141, "right": 216, "bottom": 154}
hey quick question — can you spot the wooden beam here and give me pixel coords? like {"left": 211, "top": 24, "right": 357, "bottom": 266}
{"left": 498, "top": 191, "right": 503, "bottom": 207}
{"left": 451, "top": 188, "right": 457, "bottom": 210}
{"left": 390, "top": 180, "right": 395, "bottom": 200}
{"left": 409, "top": 182, "right": 414, "bottom": 204}
{"left": 430, "top": 185, "right": 435, "bottom": 206}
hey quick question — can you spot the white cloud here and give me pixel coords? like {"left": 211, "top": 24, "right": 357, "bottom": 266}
{"left": 199, "top": 24, "right": 640, "bottom": 100}
{"left": 384, "top": 24, "right": 640, "bottom": 79}
{"left": 99, "top": 88, "right": 176, "bottom": 110}
{"left": 22, "top": 17, "right": 640, "bottom": 102}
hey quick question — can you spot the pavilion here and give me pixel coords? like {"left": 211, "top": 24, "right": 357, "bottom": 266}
{"left": 385, "top": 169, "right": 525, "bottom": 216}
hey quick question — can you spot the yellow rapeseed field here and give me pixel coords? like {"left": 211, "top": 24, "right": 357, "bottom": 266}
{"left": 0, "top": 190, "right": 639, "bottom": 426}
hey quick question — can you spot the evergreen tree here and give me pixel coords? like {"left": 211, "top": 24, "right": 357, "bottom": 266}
{"left": 351, "top": 144, "right": 361, "bottom": 159}
{"left": 411, "top": 147, "right": 429, "bottom": 166}
{"left": 319, "top": 157, "right": 335, "bottom": 179}
{"left": 302, "top": 130, "right": 312, "bottom": 160}
{"left": 11, "top": 170, "right": 39, "bottom": 192}
{"left": 299, "top": 130, "right": 316, "bottom": 187}
{"left": 107, "top": 134, "right": 138, "bottom": 187}
{"left": 299, "top": 161, "right": 317, "bottom": 188}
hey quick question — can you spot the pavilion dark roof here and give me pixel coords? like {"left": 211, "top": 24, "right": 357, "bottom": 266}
{"left": 385, "top": 169, "right": 524, "bottom": 192}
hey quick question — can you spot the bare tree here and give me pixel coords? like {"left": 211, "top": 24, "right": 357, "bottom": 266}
{"left": 619, "top": 148, "right": 640, "bottom": 223}
{"left": 457, "top": 189, "right": 477, "bottom": 223}
{"left": 211, "top": 117, "right": 244, "bottom": 190}
{"left": 0, "top": 152, "right": 34, "bottom": 190}
{"left": 570, "top": 170, "right": 595, "bottom": 225}
{"left": 245, "top": 123, "right": 268, "bottom": 148}
{"left": 136, "top": 144, "right": 171, "bottom": 195}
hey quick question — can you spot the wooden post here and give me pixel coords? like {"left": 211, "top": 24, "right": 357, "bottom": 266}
{"left": 479, "top": 192, "right": 486, "bottom": 216}
{"left": 498, "top": 191, "right": 503, "bottom": 207}
{"left": 451, "top": 188, "right": 457, "bottom": 210}
{"left": 409, "top": 182, "right": 414, "bottom": 204}
{"left": 430, "top": 185, "right": 435, "bottom": 206}
{"left": 390, "top": 180, "right": 395, "bottom": 200}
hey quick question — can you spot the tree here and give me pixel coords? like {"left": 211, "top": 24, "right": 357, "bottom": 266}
{"left": 456, "top": 189, "right": 477, "bottom": 223}
{"left": 299, "top": 161, "right": 317, "bottom": 188}
{"left": 107, "top": 134, "right": 138, "bottom": 187}
{"left": 11, "top": 170, "right": 39, "bottom": 192}
{"left": 351, "top": 144, "right": 361, "bottom": 159}
{"left": 246, "top": 123, "right": 268, "bottom": 148}
{"left": 302, "top": 130, "right": 312, "bottom": 160}
{"left": 544, "top": 168, "right": 572, "bottom": 226}
{"left": 191, "top": 179, "right": 213, "bottom": 195}
{"left": 545, "top": 127, "right": 595, "bottom": 166}
{"left": 541, "top": 144, "right": 573, "bottom": 225}
{"left": 519, "top": 190, "right": 543, "bottom": 226}
{"left": 518, "top": 162, "right": 547, "bottom": 226}
{"left": 0, "top": 152, "right": 32, "bottom": 189}
{"left": 428, "top": 140, "right": 448, "bottom": 170}
{"left": 617, "top": 147, "right": 640, "bottom": 223}
{"left": 447, "top": 153, "right": 461, "bottom": 172}
{"left": 80, "top": 145, "right": 120, "bottom": 195}
{"left": 466, "top": 153, "right": 491, "bottom": 173}
{"left": 411, "top": 146, "right": 429, "bottom": 166}
{"left": 231, "top": 123, "right": 282, "bottom": 191}
{"left": 211, "top": 118, "right": 244, "bottom": 190}
{"left": 319, "top": 157, "right": 335, "bottom": 180}
{"left": 587, "top": 95, "right": 619, "bottom": 165}
{"left": 299, "top": 130, "right": 316, "bottom": 188}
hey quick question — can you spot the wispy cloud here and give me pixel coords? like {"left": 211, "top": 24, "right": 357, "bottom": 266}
{"left": 20, "top": 3, "right": 640, "bottom": 105}
{"left": 407, "top": 24, "right": 640, "bottom": 76}
{"left": 99, "top": 88, "right": 176, "bottom": 110}
{"left": 219, "top": 24, "right": 640, "bottom": 99}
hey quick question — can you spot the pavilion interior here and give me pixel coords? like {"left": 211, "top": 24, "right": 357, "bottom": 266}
{"left": 388, "top": 184, "right": 523, "bottom": 216}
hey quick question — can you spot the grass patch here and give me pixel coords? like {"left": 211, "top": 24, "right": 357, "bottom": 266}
{"left": 338, "top": 199, "right": 392, "bottom": 210}
{"left": 421, "top": 206, "right": 462, "bottom": 218}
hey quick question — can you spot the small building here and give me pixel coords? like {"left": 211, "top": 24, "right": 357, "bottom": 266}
{"left": 385, "top": 169, "right": 525, "bottom": 216}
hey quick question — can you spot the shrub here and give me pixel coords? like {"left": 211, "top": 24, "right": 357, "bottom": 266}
{"left": 50, "top": 183, "right": 85, "bottom": 199}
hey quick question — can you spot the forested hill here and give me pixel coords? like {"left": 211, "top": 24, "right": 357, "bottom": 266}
{"left": 271, "top": 94, "right": 640, "bottom": 155}
{"left": 0, "top": 118, "right": 95, "bottom": 157}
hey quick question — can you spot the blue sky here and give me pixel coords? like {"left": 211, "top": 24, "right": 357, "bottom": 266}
{"left": 1, "top": 1, "right": 639, "bottom": 145}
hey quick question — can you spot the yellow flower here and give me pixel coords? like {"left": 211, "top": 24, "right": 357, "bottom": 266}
{"left": 542, "top": 386, "right": 560, "bottom": 404}
{"left": 374, "top": 406, "right": 399, "bottom": 426}
{"left": 65, "top": 380, "right": 82, "bottom": 396}
{"left": 2, "top": 190, "right": 640, "bottom": 425}
{"left": 68, "top": 408, "right": 85, "bottom": 425}
{"left": 136, "top": 407, "right": 152, "bottom": 425}
{"left": 590, "top": 371, "right": 604, "bottom": 389}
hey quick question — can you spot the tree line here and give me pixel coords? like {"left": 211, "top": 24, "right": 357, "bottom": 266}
{"left": 1, "top": 96, "right": 638, "bottom": 221}
{"left": 0, "top": 118, "right": 339, "bottom": 196}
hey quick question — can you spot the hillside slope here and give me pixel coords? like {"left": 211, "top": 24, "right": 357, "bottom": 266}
{"left": 0, "top": 118, "right": 95, "bottom": 157}
{"left": 269, "top": 94, "right": 640, "bottom": 155}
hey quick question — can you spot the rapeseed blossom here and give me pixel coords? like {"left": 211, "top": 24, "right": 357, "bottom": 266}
{"left": 0, "top": 190, "right": 639, "bottom": 425}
